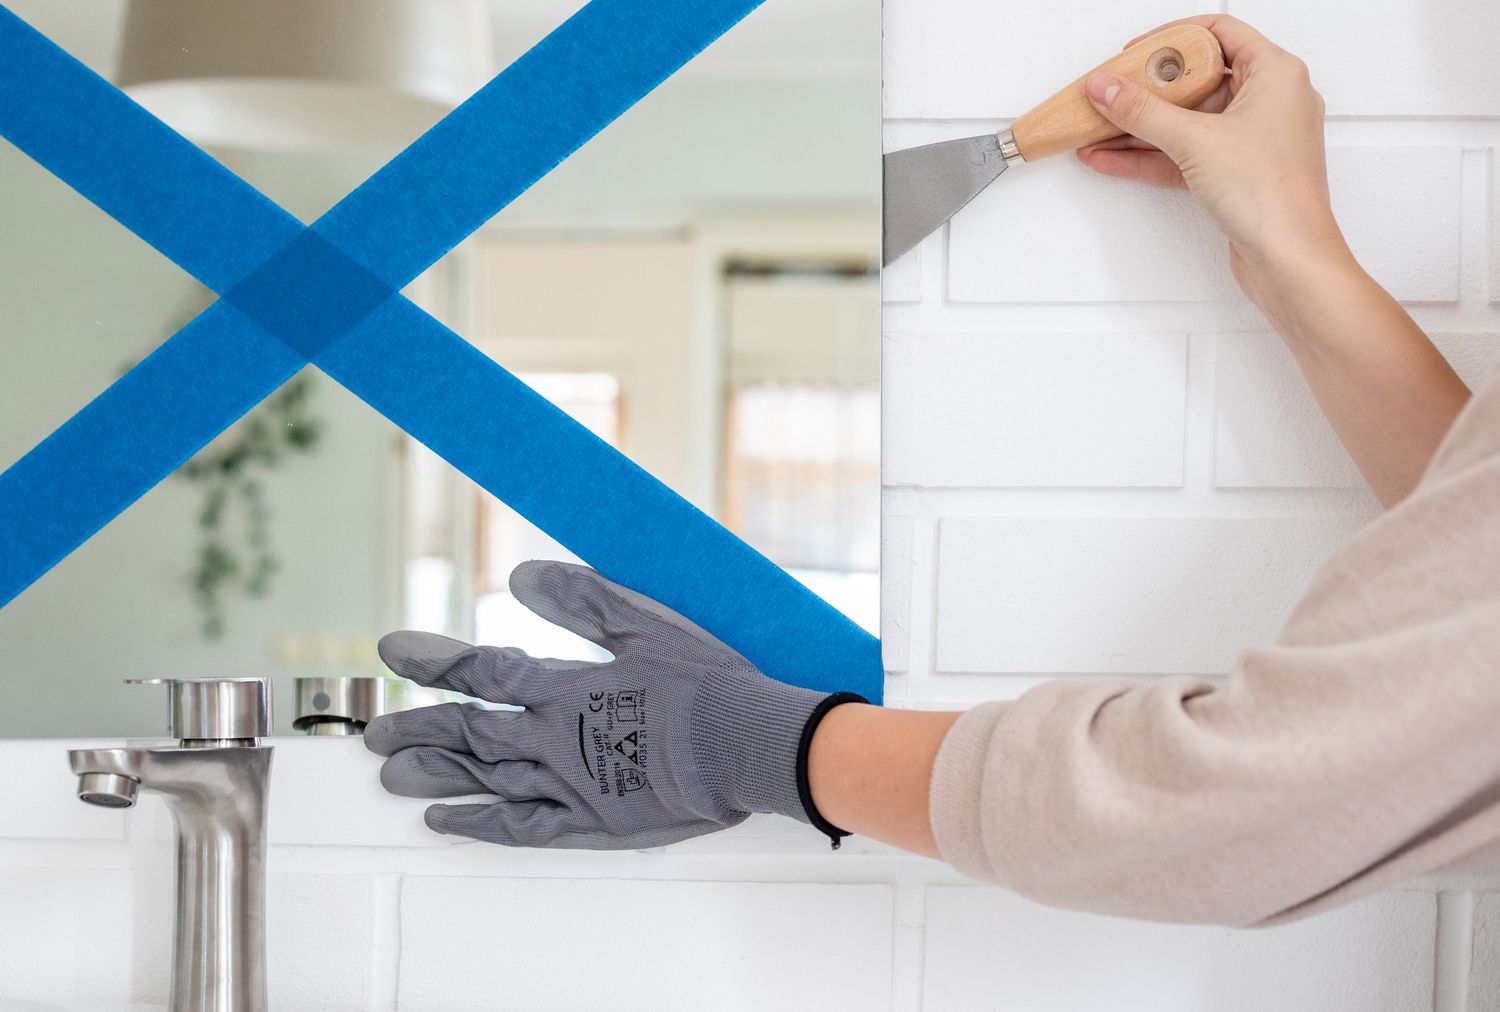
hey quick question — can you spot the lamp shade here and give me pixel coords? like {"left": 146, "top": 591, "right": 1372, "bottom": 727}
{"left": 116, "top": 0, "right": 494, "bottom": 149}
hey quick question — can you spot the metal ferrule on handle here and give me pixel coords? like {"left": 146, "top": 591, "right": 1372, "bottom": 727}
{"left": 996, "top": 128, "right": 1022, "bottom": 163}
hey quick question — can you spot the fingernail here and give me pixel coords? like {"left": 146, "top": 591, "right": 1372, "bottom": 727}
{"left": 1087, "top": 73, "right": 1121, "bottom": 107}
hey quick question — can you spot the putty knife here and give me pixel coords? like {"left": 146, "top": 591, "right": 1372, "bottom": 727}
{"left": 883, "top": 25, "right": 1226, "bottom": 266}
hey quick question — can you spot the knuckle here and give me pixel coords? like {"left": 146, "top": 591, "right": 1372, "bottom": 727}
{"left": 459, "top": 706, "right": 492, "bottom": 753}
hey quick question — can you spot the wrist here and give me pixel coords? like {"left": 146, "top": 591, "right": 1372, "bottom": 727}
{"left": 1234, "top": 228, "right": 1366, "bottom": 344}
{"left": 793, "top": 692, "right": 869, "bottom": 847}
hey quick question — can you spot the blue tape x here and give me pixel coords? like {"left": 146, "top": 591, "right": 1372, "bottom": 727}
{"left": 0, "top": 3, "right": 883, "bottom": 701}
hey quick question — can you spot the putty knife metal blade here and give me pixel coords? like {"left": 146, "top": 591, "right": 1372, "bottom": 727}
{"left": 882, "top": 134, "right": 1008, "bottom": 267}
{"left": 879, "top": 24, "right": 1226, "bottom": 268}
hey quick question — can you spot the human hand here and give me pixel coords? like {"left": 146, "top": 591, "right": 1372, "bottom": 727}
{"left": 1077, "top": 16, "right": 1351, "bottom": 298}
{"left": 365, "top": 561, "right": 862, "bottom": 849}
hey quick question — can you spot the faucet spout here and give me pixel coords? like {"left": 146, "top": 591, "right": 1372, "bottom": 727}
{"left": 69, "top": 747, "right": 147, "bottom": 808}
{"left": 68, "top": 744, "right": 274, "bottom": 1012}
{"left": 67, "top": 677, "right": 274, "bottom": 1011}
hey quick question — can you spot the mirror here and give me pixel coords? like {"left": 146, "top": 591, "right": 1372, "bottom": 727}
{"left": 0, "top": 0, "right": 880, "bottom": 737}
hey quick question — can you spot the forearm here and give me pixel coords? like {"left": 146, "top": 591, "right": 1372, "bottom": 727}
{"left": 1081, "top": 17, "right": 1470, "bottom": 506}
{"left": 806, "top": 703, "right": 959, "bottom": 857}
{"left": 1240, "top": 240, "right": 1470, "bottom": 506}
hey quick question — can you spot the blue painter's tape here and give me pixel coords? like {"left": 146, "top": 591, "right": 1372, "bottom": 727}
{"left": 225, "top": 230, "right": 395, "bottom": 360}
{"left": 322, "top": 300, "right": 884, "bottom": 697}
{"left": 0, "top": 3, "right": 884, "bottom": 701}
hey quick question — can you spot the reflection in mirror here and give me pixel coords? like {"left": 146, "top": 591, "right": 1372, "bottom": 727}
{"left": 0, "top": 0, "right": 879, "bottom": 737}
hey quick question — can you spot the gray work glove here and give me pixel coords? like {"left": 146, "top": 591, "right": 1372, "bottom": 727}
{"left": 365, "top": 560, "right": 864, "bottom": 850}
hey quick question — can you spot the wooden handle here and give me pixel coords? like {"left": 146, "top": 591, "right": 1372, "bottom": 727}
{"left": 1009, "top": 25, "right": 1225, "bottom": 162}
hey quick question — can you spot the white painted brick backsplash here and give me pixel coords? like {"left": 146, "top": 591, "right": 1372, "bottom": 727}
{"left": 1228, "top": 0, "right": 1500, "bottom": 117}
{"left": 880, "top": 243, "right": 921, "bottom": 302}
{"left": 1217, "top": 333, "right": 1500, "bottom": 488}
{"left": 884, "top": 332, "right": 1187, "bottom": 487}
{"left": 265, "top": 873, "right": 376, "bottom": 1011}
{"left": 1492, "top": 152, "right": 1500, "bottom": 306}
{"left": 1472, "top": 892, "right": 1500, "bottom": 1011}
{"left": 0, "top": 866, "right": 169, "bottom": 1007}
{"left": 397, "top": 878, "right": 893, "bottom": 1012}
{"left": 1330, "top": 147, "right": 1461, "bottom": 304}
{"left": 946, "top": 156, "right": 1233, "bottom": 303}
{"left": 882, "top": 1, "right": 1197, "bottom": 119}
{"left": 881, "top": 515, "right": 914, "bottom": 673}
{"left": 923, "top": 887, "right": 1437, "bottom": 1012}
{"left": 935, "top": 515, "right": 1367, "bottom": 674}
{"left": 1215, "top": 331, "right": 1364, "bottom": 489}
{"left": 946, "top": 147, "right": 1459, "bottom": 304}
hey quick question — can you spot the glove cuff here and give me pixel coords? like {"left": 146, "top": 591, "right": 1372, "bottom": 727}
{"left": 692, "top": 669, "right": 866, "bottom": 845}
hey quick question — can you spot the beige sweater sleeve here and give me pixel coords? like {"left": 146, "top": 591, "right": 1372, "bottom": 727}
{"left": 929, "top": 365, "right": 1500, "bottom": 927}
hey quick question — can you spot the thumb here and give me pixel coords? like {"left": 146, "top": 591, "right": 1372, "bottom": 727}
{"left": 1085, "top": 73, "right": 1200, "bottom": 161}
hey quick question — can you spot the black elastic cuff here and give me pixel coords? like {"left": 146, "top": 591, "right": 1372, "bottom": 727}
{"left": 795, "top": 691, "right": 869, "bottom": 850}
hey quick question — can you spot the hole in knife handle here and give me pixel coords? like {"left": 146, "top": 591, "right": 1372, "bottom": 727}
{"left": 1147, "top": 47, "right": 1184, "bottom": 86}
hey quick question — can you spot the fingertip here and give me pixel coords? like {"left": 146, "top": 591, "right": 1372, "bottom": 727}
{"left": 1076, "top": 148, "right": 1135, "bottom": 181}
{"left": 423, "top": 803, "right": 450, "bottom": 835}
{"left": 379, "top": 751, "right": 414, "bottom": 794}
{"left": 375, "top": 630, "right": 406, "bottom": 671}
{"left": 363, "top": 713, "right": 398, "bottom": 755}
{"left": 1076, "top": 146, "right": 1122, "bottom": 173}
{"left": 378, "top": 630, "right": 445, "bottom": 677}
{"left": 505, "top": 558, "right": 550, "bottom": 597}
{"left": 378, "top": 629, "right": 477, "bottom": 687}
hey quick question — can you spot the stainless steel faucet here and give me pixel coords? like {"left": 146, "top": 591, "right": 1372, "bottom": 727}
{"left": 68, "top": 677, "right": 274, "bottom": 1012}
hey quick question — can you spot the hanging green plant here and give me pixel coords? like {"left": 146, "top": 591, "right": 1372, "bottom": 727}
{"left": 175, "top": 372, "right": 323, "bottom": 637}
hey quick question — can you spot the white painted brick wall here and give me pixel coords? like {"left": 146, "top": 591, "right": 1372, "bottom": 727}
{"left": 884, "top": 332, "right": 1188, "bottom": 488}
{"left": 1229, "top": 0, "right": 1499, "bottom": 117}
{"left": 934, "top": 515, "right": 1366, "bottom": 675}
{"left": 4, "top": 3, "right": 1499, "bottom": 1010}
{"left": 923, "top": 888, "right": 1438, "bottom": 1011}
{"left": 398, "top": 878, "right": 893, "bottom": 1011}
{"left": 1216, "top": 332, "right": 1500, "bottom": 489}
{"left": 1472, "top": 893, "right": 1500, "bottom": 1011}
{"left": 877, "top": 1, "right": 1500, "bottom": 1008}
{"left": 942, "top": 147, "right": 1459, "bottom": 304}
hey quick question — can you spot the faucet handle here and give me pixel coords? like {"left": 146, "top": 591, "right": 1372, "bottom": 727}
{"left": 127, "top": 677, "right": 273, "bottom": 743}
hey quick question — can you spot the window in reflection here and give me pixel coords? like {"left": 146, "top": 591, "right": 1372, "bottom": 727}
{"left": 720, "top": 261, "right": 880, "bottom": 635}
{"left": 475, "top": 372, "right": 620, "bottom": 662}
{"left": 724, "top": 382, "right": 880, "bottom": 635}
{"left": 397, "top": 246, "right": 881, "bottom": 658}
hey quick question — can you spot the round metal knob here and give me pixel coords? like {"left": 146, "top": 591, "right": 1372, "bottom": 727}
{"left": 292, "top": 676, "right": 472, "bottom": 735}
{"left": 127, "top": 677, "right": 272, "bottom": 743}
{"left": 292, "top": 676, "right": 384, "bottom": 734}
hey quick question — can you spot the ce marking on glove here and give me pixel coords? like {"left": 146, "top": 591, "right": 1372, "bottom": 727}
{"left": 576, "top": 689, "right": 652, "bottom": 798}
